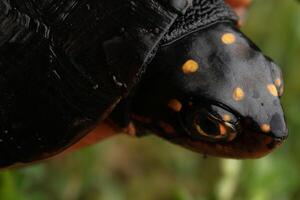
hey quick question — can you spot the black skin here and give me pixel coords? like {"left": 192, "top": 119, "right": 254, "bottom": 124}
{"left": 123, "top": 22, "right": 288, "bottom": 159}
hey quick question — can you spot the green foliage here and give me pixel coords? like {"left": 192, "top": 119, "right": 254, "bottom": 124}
{"left": 1, "top": 1, "right": 300, "bottom": 199}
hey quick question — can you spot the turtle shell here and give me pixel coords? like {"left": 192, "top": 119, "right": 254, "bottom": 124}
{"left": 0, "top": 0, "right": 237, "bottom": 167}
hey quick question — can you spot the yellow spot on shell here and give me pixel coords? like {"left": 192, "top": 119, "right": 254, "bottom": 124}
{"left": 267, "top": 84, "right": 278, "bottom": 97}
{"left": 275, "top": 78, "right": 282, "bottom": 87}
{"left": 223, "top": 114, "right": 232, "bottom": 122}
{"left": 168, "top": 99, "right": 182, "bottom": 112}
{"left": 182, "top": 60, "right": 199, "bottom": 74}
{"left": 221, "top": 33, "right": 236, "bottom": 44}
{"left": 261, "top": 124, "right": 271, "bottom": 133}
{"left": 233, "top": 87, "right": 245, "bottom": 101}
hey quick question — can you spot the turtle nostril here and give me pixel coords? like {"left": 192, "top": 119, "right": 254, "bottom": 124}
{"left": 269, "top": 113, "right": 288, "bottom": 138}
{"left": 267, "top": 136, "right": 286, "bottom": 149}
{"left": 274, "top": 135, "right": 288, "bottom": 142}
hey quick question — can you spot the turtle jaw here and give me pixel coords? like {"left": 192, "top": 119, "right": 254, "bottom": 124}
{"left": 156, "top": 104, "right": 288, "bottom": 159}
{"left": 157, "top": 128, "right": 287, "bottom": 159}
{"left": 131, "top": 111, "right": 287, "bottom": 159}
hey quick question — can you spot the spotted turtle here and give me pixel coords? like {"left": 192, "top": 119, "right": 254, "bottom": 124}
{"left": 0, "top": 0, "right": 287, "bottom": 167}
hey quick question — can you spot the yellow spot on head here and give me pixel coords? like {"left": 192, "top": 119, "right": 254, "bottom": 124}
{"left": 182, "top": 60, "right": 199, "bottom": 74}
{"left": 267, "top": 84, "right": 278, "bottom": 97}
{"left": 261, "top": 124, "right": 271, "bottom": 133}
{"left": 221, "top": 33, "right": 236, "bottom": 44}
{"left": 233, "top": 87, "right": 245, "bottom": 101}
{"left": 275, "top": 78, "right": 282, "bottom": 87}
{"left": 223, "top": 114, "right": 232, "bottom": 122}
{"left": 168, "top": 99, "right": 182, "bottom": 112}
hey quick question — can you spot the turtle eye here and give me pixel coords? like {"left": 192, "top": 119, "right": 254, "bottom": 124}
{"left": 180, "top": 106, "right": 239, "bottom": 142}
{"left": 191, "top": 112, "right": 238, "bottom": 142}
{"left": 193, "top": 115, "right": 224, "bottom": 138}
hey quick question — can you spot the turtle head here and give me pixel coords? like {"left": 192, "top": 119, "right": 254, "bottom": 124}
{"left": 131, "top": 22, "right": 287, "bottom": 159}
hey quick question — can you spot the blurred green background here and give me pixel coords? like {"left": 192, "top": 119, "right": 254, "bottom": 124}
{"left": 1, "top": 0, "right": 300, "bottom": 199}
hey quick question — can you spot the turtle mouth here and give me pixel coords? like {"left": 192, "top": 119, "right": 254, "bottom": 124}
{"left": 172, "top": 129, "right": 285, "bottom": 159}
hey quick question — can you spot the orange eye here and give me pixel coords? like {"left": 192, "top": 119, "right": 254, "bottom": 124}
{"left": 192, "top": 114, "right": 238, "bottom": 142}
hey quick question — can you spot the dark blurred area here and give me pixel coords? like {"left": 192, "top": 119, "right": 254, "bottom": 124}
{"left": 1, "top": 0, "right": 300, "bottom": 199}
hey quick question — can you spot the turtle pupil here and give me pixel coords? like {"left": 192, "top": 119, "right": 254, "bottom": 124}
{"left": 195, "top": 115, "right": 219, "bottom": 136}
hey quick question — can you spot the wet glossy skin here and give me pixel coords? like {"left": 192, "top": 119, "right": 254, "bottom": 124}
{"left": 130, "top": 22, "right": 288, "bottom": 158}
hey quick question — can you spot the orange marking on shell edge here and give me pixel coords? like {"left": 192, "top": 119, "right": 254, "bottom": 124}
{"left": 168, "top": 99, "right": 182, "bottom": 112}
{"left": 233, "top": 87, "right": 245, "bottom": 101}
{"left": 275, "top": 78, "right": 282, "bottom": 87}
{"left": 261, "top": 124, "right": 271, "bottom": 133}
{"left": 219, "top": 124, "right": 227, "bottom": 136}
{"left": 267, "top": 84, "right": 278, "bottom": 97}
{"left": 223, "top": 114, "right": 232, "bottom": 122}
{"left": 182, "top": 60, "right": 199, "bottom": 74}
{"left": 221, "top": 33, "right": 236, "bottom": 44}
{"left": 159, "top": 122, "right": 175, "bottom": 134}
